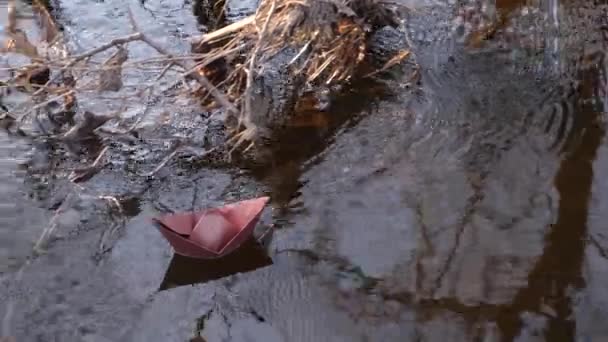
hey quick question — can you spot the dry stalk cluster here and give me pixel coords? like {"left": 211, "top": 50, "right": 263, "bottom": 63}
{"left": 190, "top": 0, "right": 404, "bottom": 152}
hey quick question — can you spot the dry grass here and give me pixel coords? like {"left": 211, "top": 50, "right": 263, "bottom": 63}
{"left": 190, "top": 0, "right": 403, "bottom": 153}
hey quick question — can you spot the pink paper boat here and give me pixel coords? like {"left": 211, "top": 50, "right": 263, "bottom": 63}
{"left": 152, "top": 197, "right": 270, "bottom": 259}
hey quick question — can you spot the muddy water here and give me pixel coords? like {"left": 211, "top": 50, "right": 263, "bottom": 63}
{"left": 1, "top": 0, "right": 608, "bottom": 341}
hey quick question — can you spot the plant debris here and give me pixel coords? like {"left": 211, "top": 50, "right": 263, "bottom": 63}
{"left": 189, "top": 0, "right": 411, "bottom": 152}
{"left": 1, "top": 0, "right": 413, "bottom": 169}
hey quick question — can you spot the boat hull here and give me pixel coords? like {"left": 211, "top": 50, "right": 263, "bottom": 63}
{"left": 152, "top": 197, "right": 270, "bottom": 259}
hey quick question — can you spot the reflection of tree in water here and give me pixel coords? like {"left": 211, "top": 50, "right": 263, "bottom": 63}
{"left": 412, "top": 30, "right": 606, "bottom": 342}
{"left": 297, "top": 4, "right": 608, "bottom": 341}
{"left": 323, "top": 66, "right": 605, "bottom": 341}
{"left": 495, "top": 40, "right": 607, "bottom": 342}
{"left": 407, "top": 46, "right": 605, "bottom": 342}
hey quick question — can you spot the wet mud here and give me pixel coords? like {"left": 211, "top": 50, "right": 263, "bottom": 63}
{"left": 1, "top": 0, "right": 608, "bottom": 341}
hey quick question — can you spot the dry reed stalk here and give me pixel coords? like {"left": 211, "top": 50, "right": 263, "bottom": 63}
{"left": 190, "top": 0, "right": 380, "bottom": 152}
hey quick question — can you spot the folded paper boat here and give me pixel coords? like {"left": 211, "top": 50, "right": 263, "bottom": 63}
{"left": 152, "top": 197, "right": 270, "bottom": 259}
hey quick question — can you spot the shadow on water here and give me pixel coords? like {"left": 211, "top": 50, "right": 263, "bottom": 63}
{"left": 158, "top": 238, "right": 273, "bottom": 290}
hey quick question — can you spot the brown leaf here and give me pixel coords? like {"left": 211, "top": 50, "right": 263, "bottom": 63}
{"left": 98, "top": 45, "right": 128, "bottom": 92}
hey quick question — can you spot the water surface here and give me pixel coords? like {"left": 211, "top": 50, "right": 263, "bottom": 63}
{"left": 1, "top": 0, "right": 608, "bottom": 341}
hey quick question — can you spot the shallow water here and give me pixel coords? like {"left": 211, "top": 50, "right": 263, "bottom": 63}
{"left": 0, "top": 131, "right": 48, "bottom": 274}
{"left": 1, "top": 0, "right": 608, "bottom": 341}
{"left": 1, "top": 0, "right": 54, "bottom": 268}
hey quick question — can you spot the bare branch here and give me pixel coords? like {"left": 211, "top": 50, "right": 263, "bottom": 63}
{"left": 70, "top": 34, "right": 143, "bottom": 62}
{"left": 127, "top": 7, "right": 238, "bottom": 114}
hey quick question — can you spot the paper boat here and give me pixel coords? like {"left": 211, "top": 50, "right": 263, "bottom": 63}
{"left": 152, "top": 197, "right": 270, "bottom": 259}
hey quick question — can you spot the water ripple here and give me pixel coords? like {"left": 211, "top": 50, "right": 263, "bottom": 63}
{"left": 0, "top": 132, "right": 46, "bottom": 274}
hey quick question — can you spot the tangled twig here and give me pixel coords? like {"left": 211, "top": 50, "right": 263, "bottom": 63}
{"left": 185, "top": 0, "right": 401, "bottom": 152}
{"left": 30, "top": 33, "right": 144, "bottom": 98}
{"left": 126, "top": 7, "right": 238, "bottom": 115}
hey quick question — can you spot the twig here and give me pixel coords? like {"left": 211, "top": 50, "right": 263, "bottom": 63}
{"left": 31, "top": 33, "right": 144, "bottom": 98}
{"left": 257, "top": 223, "right": 275, "bottom": 244}
{"left": 155, "top": 62, "right": 175, "bottom": 81}
{"left": 68, "top": 146, "right": 109, "bottom": 183}
{"left": 363, "top": 50, "right": 411, "bottom": 78}
{"left": 33, "top": 193, "right": 75, "bottom": 253}
{"left": 32, "top": 0, "right": 61, "bottom": 44}
{"left": 16, "top": 17, "right": 225, "bottom": 125}
{"left": 589, "top": 234, "right": 608, "bottom": 259}
{"left": 164, "top": 42, "right": 249, "bottom": 90}
{"left": 137, "top": 148, "right": 181, "bottom": 177}
{"left": 101, "top": 86, "right": 155, "bottom": 134}
{"left": 193, "top": 43, "right": 248, "bottom": 74}
{"left": 198, "top": 66, "right": 244, "bottom": 104}
{"left": 192, "top": 15, "right": 255, "bottom": 46}
{"left": 70, "top": 35, "right": 143, "bottom": 62}
{"left": 98, "top": 195, "right": 124, "bottom": 215}
{"left": 137, "top": 145, "right": 216, "bottom": 177}
{"left": 54, "top": 54, "right": 204, "bottom": 68}
{"left": 127, "top": 7, "right": 238, "bottom": 114}
{"left": 288, "top": 38, "right": 314, "bottom": 65}
{"left": 225, "top": 1, "right": 277, "bottom": 155}
{"left": 90, "top": 146, "right": 110, "bottom": 166}
{"left": 15, "top": 89, "right": 75, "bottom": 124}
